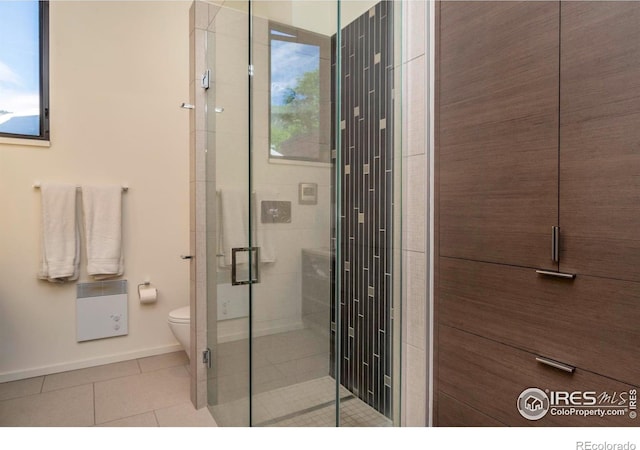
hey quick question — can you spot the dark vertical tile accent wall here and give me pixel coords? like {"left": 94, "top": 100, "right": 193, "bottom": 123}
{"left": 330, "top": 0, "right": 394, "bottom": 419}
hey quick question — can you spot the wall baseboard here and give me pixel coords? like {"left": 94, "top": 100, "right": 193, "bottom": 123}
{"left": 0, "top": 343, "right": 183, "bottom": 383}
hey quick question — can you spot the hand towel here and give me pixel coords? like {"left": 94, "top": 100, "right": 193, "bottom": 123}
{"left": 82, "top": 185, "right": 123, "bottom": 279}
{"left": 219, "top": 189, "right": 250, "bottom": 267}
{"left": 254, "top": 190, "right": 277, "bottom": 264}
{"left": 38, "top": 183, "right": 80, "bottom": 282}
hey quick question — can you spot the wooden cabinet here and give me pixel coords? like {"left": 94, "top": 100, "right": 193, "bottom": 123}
{"left": 439, "top": 1, "right": 559, "bottom": 270}
{"left": 559, "top": 2, "right": 640, "bottom": 283}
{"left": 439, "top": 257, "right": 640, "bottom": 387}
{"left": 436, "top": 1, "right": 640, "bottom": 427}
{"left": 439, "top": 326, "right": 638, "bottom": 427}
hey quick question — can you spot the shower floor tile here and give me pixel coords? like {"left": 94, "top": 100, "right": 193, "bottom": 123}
{"left": 254, "top": 376, "right": 391, "bottom": 427}
{"left": 210, "top": 328, "right": 393, "bottom": 427}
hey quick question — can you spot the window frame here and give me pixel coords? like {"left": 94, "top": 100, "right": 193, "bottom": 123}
{"left": 267, "top": 21, "right": 330, "bottom": 164}
{"left": 0, "top": 0, "right": 50, "bottom": 141}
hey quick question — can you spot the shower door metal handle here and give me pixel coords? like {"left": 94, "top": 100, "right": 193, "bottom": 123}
{"left": 231, "top": 247, "right": 260, "bottom": 286}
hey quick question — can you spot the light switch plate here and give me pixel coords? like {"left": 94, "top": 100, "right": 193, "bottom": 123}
{"left": 299, "top": 183, "right": 318, "bottom": 205}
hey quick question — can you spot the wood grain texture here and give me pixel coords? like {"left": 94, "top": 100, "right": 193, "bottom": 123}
{"left": 439, "top": 256, "right": 640, "bottom": 388}
{"left": 559, "top": 2, "right": 640, "bottom": 282}
{"left": 433, "top": 0, "right": 442, "bottom": 424}
{"left": 437, "top": 392, "right": 504, "bottom": 427}
{"left": 439, "top": 1, "right": 559, "bottom": 269}
{"left": 439, "top": 325, "right": 639, "bottom": 427}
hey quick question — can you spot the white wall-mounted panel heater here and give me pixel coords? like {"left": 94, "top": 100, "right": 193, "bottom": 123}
{"left": 76, "top": 280, "right": 128, "bottom": 342}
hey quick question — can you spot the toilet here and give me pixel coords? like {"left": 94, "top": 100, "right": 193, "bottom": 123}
{"left": 168, "top": 306, "right": 190, "bottom": 359}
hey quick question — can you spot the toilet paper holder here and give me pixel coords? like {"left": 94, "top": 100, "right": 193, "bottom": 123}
{"left": 138, "top": 281, "right": 158, "bottom": 303}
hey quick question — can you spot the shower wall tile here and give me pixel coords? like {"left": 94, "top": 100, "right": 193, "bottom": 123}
{"left": 402, "top": 343, "right": 427, "bottom": 426}
{"left": 406, "top": 0, "right": 426, "bottom": 62}
{"left": 406, "top": 55, "right": 426, "bottom": 156}
{"left": 208, "top": 3, "right": 222, "bottom": 31}
{"left": 191, "top": 131, "right": 207, "bottom": 182}
{"left": 215, "top": 40, "right": 248, "bottom": 87}
{"left": 193, "top": 29, "right": 207, "bottom": 84}
{"left": 196, "top": 181, "right": 207, "bottom": 233}
{"left": 195, "top": 1, "right": 210, "bottom": 30}
{"left": 400, "top": 0, "right": 429, "bottom": 427}
{"left": 189, "top": 80, "right": 197, "bottom": 132}
{"left": 212, "top": 6, "right": 248, "bottom": 41}
{"left": 190, "top": 1, "right": 210, "bottom": 410}
{"left": 404, "top": 250, "right": 426, "bottom": 350}
{"left": 403, "top": 154, "right": 426, "bottom": 252}
{"left": 334, "top": 0, "right": 395, "bottom": 419}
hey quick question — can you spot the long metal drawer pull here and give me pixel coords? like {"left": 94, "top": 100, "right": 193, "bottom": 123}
{"left": 536, "top": 356, "right": 575, "bottom": 374}
{"left": 552, "top": 226, "right": 560, "bottom": 262}
{"left": 535, "top": 269, "right": 576, "bottom": 279}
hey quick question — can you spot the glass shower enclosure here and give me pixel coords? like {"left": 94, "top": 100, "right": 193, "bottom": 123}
{"left": 203, "top": 0, "right": 402, "bottom": 427}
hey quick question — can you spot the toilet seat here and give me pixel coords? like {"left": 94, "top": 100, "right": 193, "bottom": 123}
{"left": 168, "top": 306, "right": 190, "bottom": 324}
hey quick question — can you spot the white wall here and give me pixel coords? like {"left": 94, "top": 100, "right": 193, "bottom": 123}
{"left": 0, "top": 1, "right": 191, "bottom": 382}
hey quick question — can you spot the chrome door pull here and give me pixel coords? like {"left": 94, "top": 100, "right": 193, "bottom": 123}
{"left": 231, "top": 247, "right": 260, "bottom": 286}
{"left": 536, "top": 356, "right": 575, "bottom": 374}
{"left": 536, "top": 269, "right": 576, "bottom": 279}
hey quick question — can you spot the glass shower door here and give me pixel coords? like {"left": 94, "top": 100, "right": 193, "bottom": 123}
{"left": 206, "top": 0, "right": 252, "bottom": 427}
{"left": 249, "top": 1, "right": 338, "bottom": 426}
{"left": 206, "top": 0, "right": 401, "bottom": 427}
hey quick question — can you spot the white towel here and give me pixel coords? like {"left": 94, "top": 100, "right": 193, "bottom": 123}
{"left": 254, "top": 190, "right": 277, "bottom": 264}
{"left": 218, "top": 189, "right": 278, "bottom": 268}
{"left": 219, "top": 189, "right": 249, "bottom": 267}
{"left": 38, "top": 184, "right": 80, "bottom": 282}
{"left": 82, "top": 185, "right": 123, "bottom": 279}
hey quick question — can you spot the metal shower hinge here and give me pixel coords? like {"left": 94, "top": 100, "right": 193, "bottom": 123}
{"left": 202, "top": 348, "right": 212, "bottom": 368}
{"left": 248, "top": 65, "right": 254, "bottom": 77}
{"left": 201, "top": 69, "right": 210, "bottom": 90}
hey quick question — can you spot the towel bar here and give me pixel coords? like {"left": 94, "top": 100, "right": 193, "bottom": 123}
{"left": 33, "top": 182, "right": 128, "bottom": 192}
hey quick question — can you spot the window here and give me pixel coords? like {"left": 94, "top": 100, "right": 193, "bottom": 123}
{"left": 0, "top": 0, "right": 49, "bottom": 140}
{"left": 269, "top": 23, "right": 330, "bottom": 163}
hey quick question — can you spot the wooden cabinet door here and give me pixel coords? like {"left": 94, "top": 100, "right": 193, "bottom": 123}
{"left": 560, "top": 2, "right": 640, "bottom": 282}
{"left": 438, "top": 1, "right": 560, "bottom": 269}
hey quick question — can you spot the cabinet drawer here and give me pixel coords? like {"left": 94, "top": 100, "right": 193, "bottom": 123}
{"left": 439, "top": 325, "right": 638, "bottom": 426}
{"left": 437, "top": 392, "right": 504, "bottom": 427}
{"left": 439, "top": 256, "right": 640, "bottom": 387}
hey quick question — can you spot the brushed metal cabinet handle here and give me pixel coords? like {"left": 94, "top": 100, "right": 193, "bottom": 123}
{"left": 536, "top": 356, "right": 575, "bottom": 374}
{"left": 536, "top": 269, "right": 576, "bottom": 279}
{"left": 552, "top": 226, "right": 560, "bottom": 263}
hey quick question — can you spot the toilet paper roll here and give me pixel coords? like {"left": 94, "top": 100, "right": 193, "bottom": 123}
{"left": 138, "top": 285, "right": 158, "bottom": 304}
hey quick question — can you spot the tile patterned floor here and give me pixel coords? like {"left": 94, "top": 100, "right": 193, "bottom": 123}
{"left": 0, "top": 351, "right": 217, "bottom": 427}
{"left": 2, "top": 329, "right": 391, "bottom": 427}
{"left": 208, "top": 327, "right": 392, "bottom": 427}
{"left": 211, "top": 376, "right": 391, "bottom": 427}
